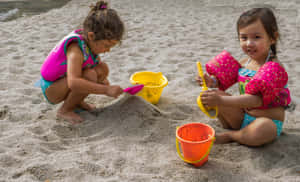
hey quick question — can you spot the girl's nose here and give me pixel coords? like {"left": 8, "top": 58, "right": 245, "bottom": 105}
{"left": 246, "top": 40, "right": 254, "bottom": 46}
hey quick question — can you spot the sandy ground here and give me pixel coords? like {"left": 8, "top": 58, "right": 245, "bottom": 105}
{"left": 0, "top": 0, "right": 300, "bottom": 181}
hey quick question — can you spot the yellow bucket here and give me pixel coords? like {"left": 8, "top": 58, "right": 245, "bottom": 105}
{"left": 130, "top": 71, "right": 168, "bottom": 104}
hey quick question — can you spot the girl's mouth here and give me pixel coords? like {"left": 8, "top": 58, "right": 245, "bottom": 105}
{"left": 247, "top": 49, "right": 256, "bottom": 55}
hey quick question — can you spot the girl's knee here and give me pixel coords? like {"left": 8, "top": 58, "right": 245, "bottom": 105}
{"left": 218, "top": 109, "right": 244, "bottom": 130}
{"left": 254, "top": 118, "right": 277, "bottom": 134}
{"left": 94, "top": 62, "right": 109, "bottom": 82}
{"left": 83, "top": 68, "right": 98, "bottom": 82}
{"left": 241, "top": 118, "right": 277, "bottom": 146}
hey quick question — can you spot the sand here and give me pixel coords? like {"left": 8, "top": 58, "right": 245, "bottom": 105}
{"left": 0, "top": 0, "right": 300, "bottom": 181}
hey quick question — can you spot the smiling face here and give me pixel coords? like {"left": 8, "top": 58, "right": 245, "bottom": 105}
{"left": 239, "top": 19, "right": 276, "bottom": 62}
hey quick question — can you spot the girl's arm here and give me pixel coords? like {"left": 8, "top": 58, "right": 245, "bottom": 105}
{"left": 66, "top": 43, "right": 122, "bottom": 97}
{"left": 201, "top": 90, "right": 284, "bottom": 121}
{"left": 201, "top": 90, "right": 262, "bottom": 108}
{"left": 225, "top": 93, "right": 285, "bottom": 121}
{"left": 219, "top": 94, "right": 263, "bottom": 108}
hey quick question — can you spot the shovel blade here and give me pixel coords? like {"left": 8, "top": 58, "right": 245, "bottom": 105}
{"left": 123, "top": 84, "right": 144, "bottom": 95}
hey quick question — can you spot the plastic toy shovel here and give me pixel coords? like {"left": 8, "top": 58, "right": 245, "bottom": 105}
{"left": 123, "top": 84, "right": 144, "bottom": 95}
{"left": 196, "top": 62, "right": 218, "bottom": 118}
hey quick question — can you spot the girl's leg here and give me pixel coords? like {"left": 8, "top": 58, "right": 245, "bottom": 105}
{"left": 45, "top": 77, "right": 69, "bottom": 104}
{"left": 217, "top": 114, "right": 230, "bottom": 129}
{"left": 93, "top": 62, "right": 109, "bottom": 84}
{"left": 216, "top": 117, "right": 277, "bottom": 146}
{"left": 45, "top": 68, "right": 98, "bottom": 123}
{"left": 78, "top": 63, "right": 110, "bottom": 110}
{"left": 217, "top": 105, "right": 244, "bottom": 129}
{"left": 215, "top": 91, "right": 244, "bottom": 129}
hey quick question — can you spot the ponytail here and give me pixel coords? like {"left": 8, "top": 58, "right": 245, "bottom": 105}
{"left": 89, "top": 1, "right": 108, "bottom": 13}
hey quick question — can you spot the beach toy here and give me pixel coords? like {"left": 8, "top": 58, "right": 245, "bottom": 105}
{"left": 245, "top": 61, "right": 291, "bottom": 108}
{"left": 206, "top": 50, "right": 241, "bottom": 91}
{"left": 197, "top": 62, "right": 218, "bottom": 118}
{"left": 176, "top": 123, "right": 215, "bottom": 167}
{"left": 130, "top": 71, "right": 168, "bottom": 104}
{"left": 123, "top": 84, "right": 144, "bottom": 95}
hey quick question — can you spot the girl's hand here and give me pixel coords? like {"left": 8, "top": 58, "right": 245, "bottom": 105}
{"left": 200, "top": 90, "right": 222, "bottom": 107}
{"left": 101, "top": 78, "right": 110, "bottom": 85}
{"left": 106, "top": 85, "right": 123, "bottom": 98}
{"left": 195, "top": 73, "right": 217, "bottom": 88}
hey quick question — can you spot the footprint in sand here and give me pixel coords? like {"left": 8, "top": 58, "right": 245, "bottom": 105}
{"left": 24, "top": 164, "right": 55, "bottom": 181}
{"left": 0, "top": 155, "right": 21, "bottom": 169}
{"left": 52, "top": 125, "right": 79, "bottom": 139}
{"left": 137, "top": 47, "right": 151, "bottom": 53}
{"left": 28, "top": 126, "right": 46, "bottom": 135}
{"left": 12, "top": 55, "right": 23, "bottom": 62}
{"left": 19, "top": 88, "right": 36, "bottom": 96}
{"left": 39, "top": 141, "right": 67, "bottom": 151}
{"left": 78, "top": 162, "right": 115, "bottom": 177}
{"left": 0, "top": 105, "right": 9, "bottom": 120}
{"left": 113, "top": 157, "right": 126, "bottom": 170}
{"left": 9, "top": 65, "right": 24, "bottom": 75}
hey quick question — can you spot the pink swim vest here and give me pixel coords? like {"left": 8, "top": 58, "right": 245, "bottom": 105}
{"left": 40, "top": 29, "right": 99, "bottom": 81}
{"left": 205, "top": 50, "right": 291, "bottom": 109}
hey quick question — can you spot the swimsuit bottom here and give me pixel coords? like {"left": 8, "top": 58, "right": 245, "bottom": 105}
{"left": 35, "top": 77, "right": 54, "bottom": 104}
{"left": 241, "top": 113, "right": 283, "bottom": 137}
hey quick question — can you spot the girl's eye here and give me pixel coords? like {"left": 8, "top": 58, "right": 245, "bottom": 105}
{"left": 240, "top": 36, "right": 247, "bottom": 41}
{"left": 255, "top": 35, "right": 261, "bottom": 39}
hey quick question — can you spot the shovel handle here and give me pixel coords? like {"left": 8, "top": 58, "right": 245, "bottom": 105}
{"left": 197, "top": 62, "right": 208, "bottom": 91}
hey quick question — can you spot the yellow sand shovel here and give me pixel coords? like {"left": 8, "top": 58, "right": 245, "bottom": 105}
{"left": 197, "top": 62, "right": 218, "bottom": 118}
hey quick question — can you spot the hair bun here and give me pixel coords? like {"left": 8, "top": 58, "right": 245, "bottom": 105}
{"left": 90, "top": 1, "right": 108, "bottom": 11}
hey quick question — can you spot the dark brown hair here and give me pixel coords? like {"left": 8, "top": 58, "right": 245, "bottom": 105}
{"left": 237, "top": 8, "right": 279, "bottom": 55}
{"left": 83, "top": 1, "right": 124, "bottom": 42}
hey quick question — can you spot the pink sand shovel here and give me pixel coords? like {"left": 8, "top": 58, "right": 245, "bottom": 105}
{"left": 123, "top": 84, "right": 144, "bottom": 95}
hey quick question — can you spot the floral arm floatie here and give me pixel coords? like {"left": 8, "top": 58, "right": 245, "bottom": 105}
{"left": 245, "top": 61, "right": 291, "bottom": 109}
{"left": 205, "top": 50, "right": 241, "bottom": 91}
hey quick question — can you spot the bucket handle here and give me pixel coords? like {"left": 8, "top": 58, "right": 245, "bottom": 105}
{"left": 176, "top": 134, "right": 215, "bottom": 164}
{"left": 197, "top": 94, "right": 219, "bottom": 119}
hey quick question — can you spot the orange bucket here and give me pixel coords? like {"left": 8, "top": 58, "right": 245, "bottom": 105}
{"left": 176, "top": 123, "right": 215, "bottom": 167}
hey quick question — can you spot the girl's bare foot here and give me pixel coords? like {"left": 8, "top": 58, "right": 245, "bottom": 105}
{"left": 78, "top": 101, "right": 96, "bottom": 111}
{"left": 57, "top": 109, "right": 83, "bottom": 124}
{"left": 215, "top": 132, "right": 233, "bottom": 144}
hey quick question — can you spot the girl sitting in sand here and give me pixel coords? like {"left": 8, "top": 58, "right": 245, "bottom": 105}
{"left": 37, "top": 1, "right": 124, "bottom": 124}
{"left": 196, "top": 8, "right": 291, "bottom": 146}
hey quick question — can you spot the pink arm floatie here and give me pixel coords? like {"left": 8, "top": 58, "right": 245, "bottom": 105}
{"left": 245, "top": 61, "right": 291, "bottom": 108}
{"left": 205, "top": 50, "right": 241, "bottom": 90}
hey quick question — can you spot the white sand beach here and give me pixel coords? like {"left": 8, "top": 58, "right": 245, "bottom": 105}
{"left": 0, "top": 0, "right": 300, "bottom": 181}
